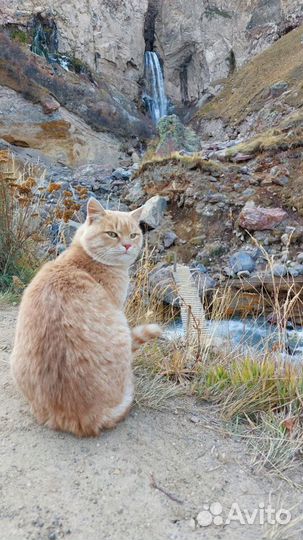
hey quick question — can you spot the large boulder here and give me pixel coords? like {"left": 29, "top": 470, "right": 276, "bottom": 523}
{"left": 156, "top": 115, "right": 201, "bottom": 156}
{"left": 140, "top": 195, "right": 167, "bottom": 230}
{"left": 239, "top": 202, "right": 287, "bottom": 231}
{"left": 229, "top": 250, "right": 256, "bottom": 274}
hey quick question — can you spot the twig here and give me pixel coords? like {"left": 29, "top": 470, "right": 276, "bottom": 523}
{"left": 150, "top": 473, "right": 184, "bottom": 505}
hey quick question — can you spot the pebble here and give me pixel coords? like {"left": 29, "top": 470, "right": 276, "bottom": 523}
{"left": 189, "top": 415, "right": 199, "bottom": 424}
{"left": 272, "top": 176, "right": 288, "bottom": 187}
{"left": 163, "top": 231, "right": 177, "bottom": 249}
{"left": 229, "top": 251, "right": 256, "bottom": 273}
{"left": 237, "top": 270, "right": 251, "bottom": 278}
{"left": 188, "top": 518, "right": 196, "bottom": 530}
{"left": 272, "top": 263, "right": 287, "bottom": 277}
{"left": 242, "top": 188, "right": 256, "bottom": 197}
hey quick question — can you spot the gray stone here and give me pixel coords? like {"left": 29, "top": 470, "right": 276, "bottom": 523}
{"left": 232, "top": 153, "right": 253, "bottom": 163}
{"left": 237, "top": 270, "right": 251, "bottom": 278}
{"left": 224, "top": 266, "right": 235, "bottom": 278}
{"left": 272, "top": 263, "right": 287, "bottom": 277}
{"left": 148, "top": 265, "right": 178, "bottom": 306}
{"left": 190, "top": 263, "right": 207, "bottom": 274}
{"left": 124, "top": 180, "right": 144, "bottom": 204}
{"left": 111, "top": 168, "right": 132, "bottom": 181}
{"left": 297, "top": 253, "right": 303, "bottom": 263}
{"left": 140, "top": 195, "right": 167, "bottom": 229}
{"left": 192, "top": 270, "right": 217, "bottom": 295}
{"left": 289, "top": 264, "right": 303, "bottom": 276}
{"left": 270, "top": 81, "right": 288, "bottom": 97}
{"left": 206, "top": 193, "right": 229, "bottom": 204}
{"left": 131, "top": 151, "right": 140, "bottom": 164}
{"left": 229, "top": 251, "right": 256, "bottom": 274}
{"left": 163, "top": 231, "right": 178, "bottom": 249}
{"left": 272, "top": 176, "right": 288, "bottom": 187}
{"left": 242, "top": 188, "right": 256, "bottom": 197}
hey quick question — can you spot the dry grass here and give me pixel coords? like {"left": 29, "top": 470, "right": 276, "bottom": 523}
{"left": 0, "top": 150, "right": 83, "bottom": 294}
{"left": 265, "top": 513, "right": 303, "bottom": 539}
{"left": 126, "top": 243, "right": 303, "bottom": 473}
{"left": 134, "top": 366, "right": 182, "bottom": 409}
{"left": 126, "top": 245, "right": 176, "bottom": 327}
{"left": 135, "top": 151, "right": 222, "bottom": 176}
{"left": 226, "top": 125, "right": 303, "bottom": 158}
{"left": 194, "top": 356, "right": 303, "bottom": 419}
{"left": 241, "top": 412, "right": 303, "bottom": 474}
{"left": 0, "top": 150, "right": 48, "bottom": 291}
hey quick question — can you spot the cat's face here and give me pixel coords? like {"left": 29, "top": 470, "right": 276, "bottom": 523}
{"left": 78, "top": 198, "right": 144, "bottom": 267}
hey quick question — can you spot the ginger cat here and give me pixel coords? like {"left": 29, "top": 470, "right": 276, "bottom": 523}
{"left": 11, "top": 198, "right": 161, "bottom": 437}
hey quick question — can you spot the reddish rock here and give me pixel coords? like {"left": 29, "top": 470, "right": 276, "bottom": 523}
{"left": 42, "top": 98, "right": 60, "bottom": 115}
{"left": 232, "top": 153, "right": 253, "bottom": 163}
{"left": 239, "top": 204, "right": 287, "bottom": 231}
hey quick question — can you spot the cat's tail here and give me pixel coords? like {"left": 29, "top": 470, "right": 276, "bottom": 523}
{"left": 131, "top": 324, "right": 162, "bottom": 351}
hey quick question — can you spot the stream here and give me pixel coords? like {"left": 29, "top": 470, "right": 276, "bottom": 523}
{"left": 165, "top": 317, "right": 303, "bottom": 359}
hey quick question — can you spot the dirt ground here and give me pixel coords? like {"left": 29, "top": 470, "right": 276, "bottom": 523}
{"left": 1, "top": 305, "right": 303, "bottom": 540}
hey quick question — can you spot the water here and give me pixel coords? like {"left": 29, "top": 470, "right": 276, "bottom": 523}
{"left": 31, "top": 21, "right": 58, "bottom": 60}
{"left": 165, "top": 318, "right": 303, "bottom": 359}
{"left": 143, "top": 51, "right": 168, "bottom": 124}
{"left": 31, "top": 19, "right": 71, "bottom": 71}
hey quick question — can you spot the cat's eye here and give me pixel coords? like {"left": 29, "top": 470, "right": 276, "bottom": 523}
{"left": 130, "top": 233, "right": 138, "bottom": 239}
{"left": 106, "top": 231, "right": 118, "bottom": 238}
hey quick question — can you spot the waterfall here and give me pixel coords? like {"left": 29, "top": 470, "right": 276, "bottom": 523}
{"left": 144, "top": 51, "right": 168, "bottom": 124}
{"left": 31, "top": 16, "right": 71, "bottom": 71}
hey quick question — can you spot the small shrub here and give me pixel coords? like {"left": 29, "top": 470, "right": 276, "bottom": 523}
{"left": 0, "top": 151, "right": 50, "bottom": 292}
{"left": 10, "top": 28, "right": 29, "bottom": 44}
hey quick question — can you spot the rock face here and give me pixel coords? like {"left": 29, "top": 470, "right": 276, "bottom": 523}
{"left": 154, "top": 0, "right": 303, "bottom": 105}
{"left": 0, "top": 86, "right": 123, "bottom": 168}
{"left": 0, "top": 33, "right": 151, "bottom": 141}
{"left": 1, "top": 0, "right": 303, "bottom": 110}
{"left": 0, "top": 0, "right": 148, "bottom": 102}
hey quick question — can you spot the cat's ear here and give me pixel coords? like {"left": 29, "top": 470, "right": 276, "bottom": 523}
{"left": 87, "top": 197, "right": 106, "bottom": 224}
{"left": 130, "top": 205, "right": 144, "bottom": 222}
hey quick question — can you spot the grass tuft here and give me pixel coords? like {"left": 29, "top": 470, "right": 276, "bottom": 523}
{"left": 135, "top": 152, "right": 222, "bottom": 177}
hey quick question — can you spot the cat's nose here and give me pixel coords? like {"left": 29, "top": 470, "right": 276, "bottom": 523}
{"left": 123, "top": 243, "right": 132, "bottom": 251}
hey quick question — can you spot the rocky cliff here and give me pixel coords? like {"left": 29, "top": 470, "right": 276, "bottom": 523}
{"left": 154, "top": 0, "right": 303, "bottom": 106}
{"left": 1, "top": 0, "right": 303, "bottom": 111}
